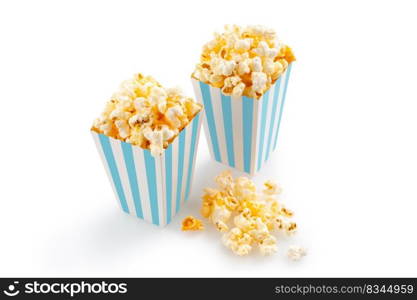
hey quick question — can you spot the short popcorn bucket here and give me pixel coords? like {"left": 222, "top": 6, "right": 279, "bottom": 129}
{"left": 192, "top": 64, "right": 293, "bottom": 175}
{"left": 91, "top": 111, "right": 203, "bottom": 227}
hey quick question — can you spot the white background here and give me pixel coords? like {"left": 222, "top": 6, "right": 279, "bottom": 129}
{"left": 1, "top": 0, "right": 416, "bottom": 277}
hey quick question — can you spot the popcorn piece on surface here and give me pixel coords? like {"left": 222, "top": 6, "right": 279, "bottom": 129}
{"left": 263, "top": 180, "right": 282, "bottom": 195}
{"left": 287, "top": 245, "right": 307, "bottom": 261}
{"left": 192, "top": 25, "right": 296, "bottom": 99}
{"left": 182, "top": 216, "right": 204, "bottom": 231}
{"left": 200, "top": 171, "right": 299, "bottom": 256}
{"left": 222, "top": 228, "right": 253, "bottom": 256}
{"left": 92, "top": 73, "right": 202, "bottom": 157}
{"left": 259, "top": 235, "right": 278, "bottom": 256}
{"left": 214, "top": 220, "right": 229, "bottom": 233}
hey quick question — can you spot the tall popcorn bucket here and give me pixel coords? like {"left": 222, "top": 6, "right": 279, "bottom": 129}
{"left": 192, "top": 64, "right": 293, "bottom": 175}
{"left": 91, "top": 111, "right": 203, "bottom": 227}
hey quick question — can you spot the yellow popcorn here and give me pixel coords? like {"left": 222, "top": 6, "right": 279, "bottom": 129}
{"left": 259, "top": 235, "right": 278, "bottom": 256}
{"left": 182, "top": 216, "right": 204, "bottom": 231}
{"left": 199, "top": 171, "right": 298, "bottom": 256}
{"left": 263, "top": 180, "right": 282, "bottom": 195}
{"left": 222, "top": 228, "right": 253, "bottom": 256}
{"left": 279, "top": 207, "right": 293, "bottom": 217}
{"left": 192, "top": 25, "right": 295, "bottom": 99}
{"left": 285, "top": 221, "right": 297, "bottom": 235}
{"left": 248, "top": 217, "right": 270, "bottom": 242}
{"left": 92, "top": 73, "right": 202, "bottom": 157}
{"left": 214, "top": 220, "right": 229, "bottom": 233}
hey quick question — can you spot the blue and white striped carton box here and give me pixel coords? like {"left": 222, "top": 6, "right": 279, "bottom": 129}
{"left": 192, "top": 64, "right": 292, "bottom": 175}
{"left": 91, "top": 111, "right": 203, "bottom": 227}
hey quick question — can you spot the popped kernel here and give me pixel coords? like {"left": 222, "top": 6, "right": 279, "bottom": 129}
{"left": 259, "top": 235, "right": 278, "bottom": 256}
{"left": 263, "top": 180, "right": 282, "bottom": 195}
{"left": 214, "top": 220, "right": 229, "bottom": 233}
{"left": 192, "top": 25, "right": 295, "bottom": 99}
{"left": 182, "top": 216, "right": 204, "bottom": 231}
{"left": 287, "top": 245, "right": 307, "bottom": 261}
{"left": 222, "top": 228, "right": 253, "bottom": 256}
{"left": 92, "top": 73, "right": 202, "bottom": 157}
{"left": 200, "top": 171, "right": 298, "bottom": 256}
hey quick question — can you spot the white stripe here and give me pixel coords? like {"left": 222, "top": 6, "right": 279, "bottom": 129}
{"left": 191, "top": 78, "right": 216, "bottom": 162}
{"left": 209, "top": 86, "right": 227, "bottom": 164}
{"left": 109, "top": 138, "right": 136, "bottom": 216}
{"left": 181, "top": 124, "right": 192, "bottom": 206}
{"left": 271, "top": 70, "right": 288, "bottom": 151}
{"left": 262, "top": 86, "right": 276, "bottom": 164}
{"left": 171, "top": 132, "right": 179, "bottom": 217}
{"left": 231, "top": 95, "right": 244, "bottom": 172}
{"left": 250, "top": 99, "right": 261, "bottom": 175}
{"left": 160, "top": 149, "right": 168, "bottom": 225}
{"left": 91, "top": 131, "right": 121, "bottom": 209}
{"left": 154, "top": 156, "right": 166, "bottom": 227}
{"left": 188, "top": 115, "right": 203, "bottom": 198}
{"left": 132, "top": 145, "right": 152, "bottom": 223}
{"left": 264, "top": 80, "right": 279, "bottom": 162}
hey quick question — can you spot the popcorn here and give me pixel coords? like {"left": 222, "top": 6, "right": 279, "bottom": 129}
{"left": 259, "top": 235, "right": 278, "bottom": 256}
{"left": 251, "top": 72, "right": 268, "bottom": 94}
{"left": 182, "top": 216, "right": 204, "bottom": 231}
{"left": 285, "top": 221, "right": 297, "bottom": 235}
{"left": 114, "top": 119, "right": 130, "bottom": 139}
{"left": 248, "top": 217, "right": 270, "bottom": 242}
{"left": 192, "top": 25, "right": 295, "bottom": 99}
{"left": 287, "top": 245, "right": 307, "bottom": 261}
{"left": 222, "top": 227, "right": 253, "bottom": 256}
{"left": 263, "top": 180, "right": 282, "bottom": 195}
{"left": 92, "top": 73, "right": 202, "bottom": 157}
{"left": 200, "top": 171, "right": 298, "bottom": 256}
{"left": 165, "top": 105, "right": 184, "bottom": 128}
{"left": 211, "top": 204, "right": 232, "bottom": 225}
{"left": 251, "top": 57, "right": 263, "bottom": 72}
{"left": 149, "top": 86, "right": 167, "bottom": 113}
{"left": 214, "top": 221, "right": 229, "bottom": 233}
{"left": 234, "top": 38, "right": 252, "bottom": 50}
{"left": 143, "top": 125, "right": 176, "bottom": 157}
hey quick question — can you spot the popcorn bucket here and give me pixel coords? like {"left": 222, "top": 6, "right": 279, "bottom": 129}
{"left": 91, "top": 111, "right": 203, "bottom": 227}
{"left": 192, "top": 64, "right": 293, "bottom": 175}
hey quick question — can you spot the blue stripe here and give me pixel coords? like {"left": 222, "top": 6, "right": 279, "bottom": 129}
{"left": 143, "top": 150, "right": 159, "bottom": 225}
{"left": 185, "top": 113, "right": 200, "bottom": 201}
{"left": 199, "top": 82, "right": 221, "bottom": 162}
{"left": 265, "top": 77, "right": 282, "bottom": 162}
{"left": 242, "top": 96, "right": 254, "bottom": 173}
{"left": 175, "top": 128, "right": 186, "bottom": 213}
{"left": 121, "top": 142, "right": 143, "bottom": 218}
{"left": 98, "top": 134, "right": 129, "bottom": 213}
{"left": 273, "top": 64, "right": 292, "bottom": 150}
{"left": 165, "top": 145, "right": 173, "bottom": 224}
{"left": 221, "top": 94, "right": 235, "bottom": 167}
{"left": 257, "top": 90, "right": 270, "bottom": 171}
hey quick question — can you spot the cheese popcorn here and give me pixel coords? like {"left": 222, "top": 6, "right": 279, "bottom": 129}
{"left": 287, "top": 245, "right": 307, "bottom": 261}
{"left": 200, "top": 171, "right": 298, "bottom": 256}
{"left": 92, "top": 73, "right": 202, "bottom": 157}
{"left": 182, "top": 216, "right": 204, "bottom": 231}
{"left": 192, "top": 25, "right": 295, "bottom": 99}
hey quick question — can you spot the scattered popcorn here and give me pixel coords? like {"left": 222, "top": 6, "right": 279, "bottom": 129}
{"left": 259, "top": 235, "right": 278, "bottom": 256}
{"left": 182, "top": 216, "right": 204, "bottom": 231}
{"left": 287, "top": 245, "right": 307, "bottom": 261}
{"left": 92, "top": 73, "right": 202, "bottom": 157}
{"left": 200, "top": 170, "right": 298, "bottom": 256}
{"left": 222, "top": 227, "right": 253, "bottom": 256}
{"left": 192, "top": 25, "right": 295, "bottom": 99}
{"left": 263, "top": 180, "right": 282, "bottom": 195}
